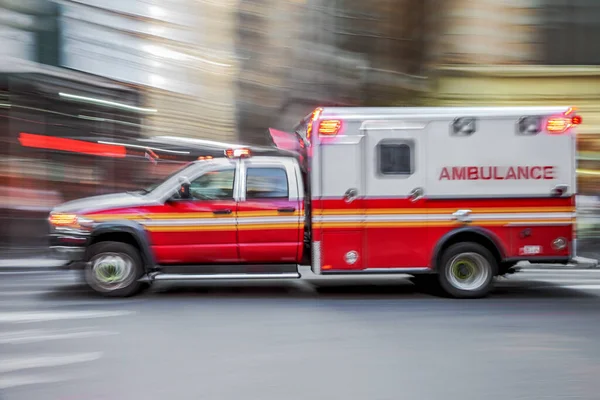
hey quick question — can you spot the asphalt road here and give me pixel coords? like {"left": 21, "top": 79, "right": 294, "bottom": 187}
{"left": 2, "top": 267, "right": 600, "bottom": 400}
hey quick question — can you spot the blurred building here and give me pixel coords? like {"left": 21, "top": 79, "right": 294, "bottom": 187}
{"left": 238, "top": 0, "right": 436, "bottom": 140}
{"left": 59, "top": 0, "right": 239, "bottom": 141}
{"left": 428, "top": 0, "right": 600, "bottom": 194}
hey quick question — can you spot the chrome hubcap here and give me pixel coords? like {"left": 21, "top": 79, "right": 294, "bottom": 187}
{"left": 446, "top": 252, "right": 491, "bottom": 291}
{"left": 89, "top": 253, "right": 135, "bottom": 291}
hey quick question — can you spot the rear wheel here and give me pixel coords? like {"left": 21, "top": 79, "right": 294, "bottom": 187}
{"left": 438, "top": 242, "right": 496, "bottom": 299}
{"left": 85, "top": 241, "right": 147, "bottom": 297}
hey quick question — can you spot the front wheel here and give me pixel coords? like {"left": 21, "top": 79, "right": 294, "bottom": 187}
{"left": 438, "top": 242, "right": 496, "bottom": 299}
{"left": 85, "top": 241, "right": 147, "bottom": 297}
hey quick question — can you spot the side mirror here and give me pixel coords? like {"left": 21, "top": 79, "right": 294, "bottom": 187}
{"left": 178, "top": 182, "right": 191, "bottom": 199}
{"left": 169, "top": 176, "right": 191, "bottom": 201}
{"left": 167, "top": 177, "right": 191, "bottom": 203}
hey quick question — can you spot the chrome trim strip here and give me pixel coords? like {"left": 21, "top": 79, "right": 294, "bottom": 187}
{"left": 142, "top": 218, "right": 236, "bottom": 226}
{"left": 54, "top": 227, "right": 91, "bottom": 236}
{"left": 150, "top": 273, "right": 300, "bottom": 281}
{"left": 314, "top": 194, "right": 576, "bottom": 200}
{"left": 314, "top": 213, "right": 575, "bottom": 223}
{"left": 238, "top": 217, "right": 305, "bottom": 224}
{"left": 363, "top": 267, "right": 431, "bottom": 273}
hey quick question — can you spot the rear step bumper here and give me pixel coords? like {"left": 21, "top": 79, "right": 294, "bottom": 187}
{"left": 139, "top": 272, "right": 300, "bottom": 282}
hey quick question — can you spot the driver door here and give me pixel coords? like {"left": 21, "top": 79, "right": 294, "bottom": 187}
{"left": 150, "top": 167, "right": 239, "bottom": 264}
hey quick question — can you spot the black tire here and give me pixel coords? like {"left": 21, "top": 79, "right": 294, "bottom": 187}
{"left": 437, "top": 242, "right": 497, "bottom": 299}
{"left": 85, "top": 241, "right": 147, "bottom": 298}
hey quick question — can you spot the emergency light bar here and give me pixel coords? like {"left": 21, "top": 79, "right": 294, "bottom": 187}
{"left": 225, "top": 148, "right": 251, "bottom": 158}
{"left": 305, "top": 108, "right": 343, "bottom": 138}
{"left": 318, "top": 120, "right": 342, "bottom": 135}
{"left": 546, "top": 108, "right": 582, "bottom": 134}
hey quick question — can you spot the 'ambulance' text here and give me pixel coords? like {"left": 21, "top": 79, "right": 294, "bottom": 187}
{"left": 439, "top": 166, "right": 555, "bottom": 181}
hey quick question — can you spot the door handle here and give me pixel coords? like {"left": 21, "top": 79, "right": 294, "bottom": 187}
{"left": 452, "top": 209, "right": 472, "bottom": 223}
{"left": 213, "top": 209, "right": 232, "bottom": 215}
{"left": 344, "top": 188, "right": 359, "bottom": 204}
{"left": 409, "top": 187, "right": 424, "bottom": 202}
{"left": 277, "top": 207, "right": 296, "bottom": 213}
{"left": 551, "top": 184, "right": 569, "bottom": 197}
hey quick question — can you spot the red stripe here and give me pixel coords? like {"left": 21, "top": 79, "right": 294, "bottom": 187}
{"left": 19, "top": 132, "right": 126, "bottom": 158}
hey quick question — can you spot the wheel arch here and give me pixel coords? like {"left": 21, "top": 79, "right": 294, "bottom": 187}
{"left": 88, "top": 220, "right": 156, "bottom": 271}
{"left": 431, "top": 227, "right": 506, "bottom": 273}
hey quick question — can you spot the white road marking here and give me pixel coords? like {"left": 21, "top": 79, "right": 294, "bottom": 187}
{"left": 0, "top": 273, "right": 78, "bottom": 279}
{"left": 0, "top": 310, "right": 133, "bottom": 323}
{"left": 0, "top": 259, "right": 67, "bottom": 268}
{"left": 0, "top": 352, "right": 102, "bottom": 374}
{"left": 546, "top": 284, "right": 600, "bottom": 290}
{"left": 0, "top": 328, "right": 118, "bottom": 344}
{"left": 0, "top": 270, "right": 69, "bottom": 276}
{"left": 0, "top": 290, "right": 67, "bottom": 297}
{"left": 0, "top": 287, "right": 89, "bottom": 295}
{"left": 0, "top": 373, "right": 75, "bottom": 390}
{"left": 0, "top": 281, "right": 80, "bottom": 289}
{"left": 516, "top": 269, "right": 600, "bottom": 274}
{"left": 509, "top": 279, "right": 600, "bottom": 284}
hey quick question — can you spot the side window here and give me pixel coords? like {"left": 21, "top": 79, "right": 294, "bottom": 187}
{"left": 189, "top": 169, "right": 235, "bottom": 200}
{"left": 246, "top": 168, "right": 289, "bottom": 199}
{"left": 378, "top": 142, "right": 414, "bottom": 176}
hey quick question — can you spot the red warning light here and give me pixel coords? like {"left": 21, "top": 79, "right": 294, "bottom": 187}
{"left": 546, "top": 111, "right": 582, "bottom": 134}
{"left": 225, "top": 148, "right": 251, "bottom": 158}
{"left": 318, "top": 120, "right": 342, "bottom": 136}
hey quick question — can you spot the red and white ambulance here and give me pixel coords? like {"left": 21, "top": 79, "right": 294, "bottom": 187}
{"left": 49, "top": 106, "right": 594, "bottom": 298}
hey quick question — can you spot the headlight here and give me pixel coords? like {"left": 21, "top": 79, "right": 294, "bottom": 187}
{"left": 49, "top": 213, "right": 79, "bottom": 227}
{"left": 48, "top": 214, "right": 94, "bottom": 229}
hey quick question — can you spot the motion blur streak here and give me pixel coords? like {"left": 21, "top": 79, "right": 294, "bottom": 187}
{"left": 1, "top": 1, "right": 600, "bottom": 398}
{"left": 19, "top": 133, "right": 127, "bottom": 158}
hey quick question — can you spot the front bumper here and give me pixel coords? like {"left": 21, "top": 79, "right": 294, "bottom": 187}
{"left": 49, "top": 228, "right": 89, "bottom": 269}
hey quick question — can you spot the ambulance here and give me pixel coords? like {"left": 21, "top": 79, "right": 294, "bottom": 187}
{"left": 48, "top": 106, "right": 593, "bottom": 298}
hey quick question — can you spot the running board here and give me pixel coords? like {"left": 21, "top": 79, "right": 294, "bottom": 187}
{"left": 139, "top": 272, "right": 300, "bottom": 283}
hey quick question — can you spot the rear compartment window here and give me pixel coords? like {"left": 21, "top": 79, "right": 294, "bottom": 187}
{"left": 378, "top": 142, "right": 413, "bottom": 175}
{"left": 246, "top": 168, "right": 289, "bottom": 199}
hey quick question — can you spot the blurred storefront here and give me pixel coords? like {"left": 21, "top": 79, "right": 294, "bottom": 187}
{"left": 0, "top": 63, "right": 145, "bottom": 249}
{"left": 428, "top": 0, "right": 600, "bottom": 195}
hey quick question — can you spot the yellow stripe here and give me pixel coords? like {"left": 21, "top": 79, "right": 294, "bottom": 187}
{"left": 237, "top": 223, "right": 300, "bottom": 230}
{"left": 237, "top": 211, "right": 304, "bottom": 217}
{"left": 146, "top": 225, "right": 236, "bottom": 232}
{"left": 87, "top": 211, "right": 305, "bottom": 221}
